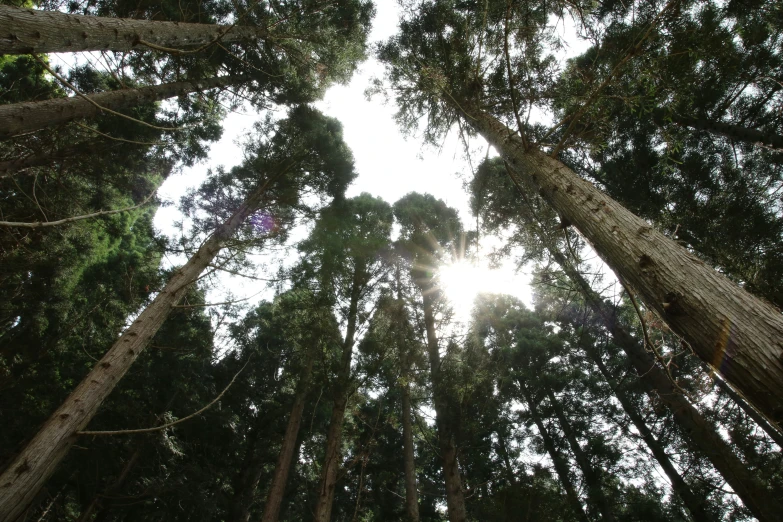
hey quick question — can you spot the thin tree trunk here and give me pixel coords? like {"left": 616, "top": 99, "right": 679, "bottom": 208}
{"left": 544, "top": 387, "right": 616, "bottom": 522}
{"left": 313, "top": 269, "right": 362, "bottom": 522}
{"left": 520, "top": 384, "right": 589, "bottom": 522}
{"left": 495, "top": 431, "right": 516, "bottom": 487}
{"left": 591, "top": 351, "right": 715, "bottom": 522}
{"left": 538, "top": 235, "right": 783, "bottom": 521}
{"left": 651, "top": 107, "right": 783, "bottom": 150}
{"left": 712, "top": 377, "right": 783, "bottom": 449}
{"left": 421, "top": 290, "right": 467, "bottom": 522}
{"left": 0, "top": 141, "right": 109, "bottom": 177}
{"left": 75, "top": 447, "right": 141, "bottom": 522}
{"left": 230, "top": 419, "right": 268, "bottom": 522}
{"left": 0, "top": 5, "right": 270, "bottom": 55}
{"left": 455, "top": 98, "right": 783, "bottom": 435}
{"left": 0, "top": 75, "right": 245, "bottom": 139}
{"left": 401, "top": 375, "right": 420, "bottom": 522}
{"left": 261, "top": 351, "right": 315, "bottom": 522}
{"left": 0, "top": 171, "right": 279, "bottom": 522}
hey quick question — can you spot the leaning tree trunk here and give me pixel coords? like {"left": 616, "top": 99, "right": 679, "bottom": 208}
{"left": 230, "top": 417, "right": 271, "bottom": 522}
{"left": 401, "top": 367, "right": 420, "bottom": 522}
{"left": 0, "top": 173, "right": 277, "bottom": 522}
{"left": 544, "top": 387, "right": 616, "bottom": 522}
{"left": 261, "top": 350, "right": 315, "bottom": 522}
{"left": 313, "top": 270, "right": 362, "bottom": 522}
{"left": 591, "top": 351, "right": 716, "bottom": 522}
{"left": 651, "top": 107, "right": 783, "bottom": 151}
{"left": 454, "top": 98, "right": 783, "bottom": 433}
{"left": 0, "top": 75, "right": 245, "bottom": 139}
{"left": 421, "top": 290, "right": 468, "bottom": 522}
{"left": 0, "top": 5, "right": 271, "bottom": 55}
{"left": 520, "top": 384, "right": 589, "bottom": 522}
{"left": 712, "top": 377, "right": 783, "bottom": 450}
{"left": 537, "top": 233, "right": 783, "bottom": 521}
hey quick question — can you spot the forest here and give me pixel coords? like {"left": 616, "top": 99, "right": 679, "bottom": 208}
{"left": 1, "top": 0, "right": 782, "bottom": 520}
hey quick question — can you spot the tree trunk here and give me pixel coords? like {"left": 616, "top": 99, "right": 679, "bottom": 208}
{"left": 537, "top": 234, "right": 783, "bottom": 521}
{"left": 591, "top": 351, "right": 715, "bottom": 522}
{"left": 544, "top": 387, "right": 616, "bottom": 522}
{"left": 455, "top": 98, "right": 783, "bottom": 433}
{"left": 651, "top": 107, "right": 783, "bottom": 151}
{"left": 0, "top": 175, "right": 275, "bottom": 522}
{"left": 0, "top": 141, "right": 110, "bottom": 177}
{"left": 313, "top": 268, "right": 362, "bottom": 522}
{"left": 401, "top": 376, "right": 420, "bottom": 522}
{"left": 0, "top": 5, "right": 270, "bottom": 55}
{"left": 261, "top": 351, "right": 315, "bottom": 522}
{"left": 520, "top": 384, "right": 589, "bottom": 522}
{"left": 712, "top": 377, "right": 783, "bottom": 450}
{"left": 421, "top": 290, "right": 468, "bottom": 522}
{"left": 0, "top": 75, "right": 245, "bottom": 139}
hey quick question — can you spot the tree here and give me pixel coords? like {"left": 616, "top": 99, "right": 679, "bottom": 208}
{"left": 0, "top": 106, "right": 356, "bottom": 521}
{"left": 378, "top": 0, "right": 783, "bottom": 442}
{"left": 394, "top": 192, "right": 469, "bottom": 522}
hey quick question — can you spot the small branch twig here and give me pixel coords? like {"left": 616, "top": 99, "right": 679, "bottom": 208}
{"left": 0, "top": 192, "right": 156, "bottom": 228}
{"left": 78, "top": 355, "right": 252, "bottom": 436}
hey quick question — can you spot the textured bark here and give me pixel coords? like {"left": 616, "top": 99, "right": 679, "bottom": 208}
{"left": 0, "top": 177, "right": 273, "bottom": 522}
{"left": 456, "top": 99, "right": 783, "bottom": 433}
{"left": 313, "top": 270, "right": 362, "bottom": 522}
{"left": 712, "top": 377, "right": 783, "bottom": 449}
{"left": 591, "top": 352, "right": 715, "bottom": 522}
{"left": 538, "top": 239, "right": 782, "bottom": 521}
{"left": 520, "top": 384, "right": 589, "bottom": 522}
{"left": 652, "top": 107, "right": 783, "bottom": 150}
{"left": 421, "top": 290, "right": 467, "bottom": 522}
{"left": 0, "top": 75, "right": 245, "bottom": 139}
{"left": 545, "top": 387, "right": 616, "bottom": 522}
{"left": 261, "top": 352, "right": 315, "bottom": 522}
{"left": 401, "top": 376, "right": 420, "bottom": 522}
{"left": 0, "top": 142, "right": 100, "bottom": 176}
{"left": 0, "top": 5, "right": 269, "bottom": 55}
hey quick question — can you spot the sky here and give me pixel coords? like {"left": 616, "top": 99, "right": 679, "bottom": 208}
{"left": 149, "top": 0, "right": 596, "bottom": 323}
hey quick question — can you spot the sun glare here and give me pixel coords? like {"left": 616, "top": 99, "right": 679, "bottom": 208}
{"left": 438, "top": 260, "right": 530, "bottom": 322}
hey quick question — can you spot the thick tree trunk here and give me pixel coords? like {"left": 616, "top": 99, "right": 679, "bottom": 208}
{"left": 421, "top": 290, "right": 468, "bottom": 522}
{"left": 0, "top": 176, "right": 274, "bottom": 522}
{"left": 401, "top": 375, "right": 420, "bottom": 522}
{"left": 0, "top": 6, "right": 270, "bottom": 55}
{"left": 538, "top": 237, "right": 783, "bottom": 521}
{"left": 313, "top": 269, "right": 362, "bottom": 522}
{"left": 0, "top": 75, "right": 244, "bottom": 139}
{"left": 520, "top": 385, "right": 589, "bottom": 522}
{"left": 261, "top": 352, "right": 315, "bottom": 522}
{"left": 651, "top": 107, "right": 783, "bottom": 151}
{"left": 591, "top": 352, "right": 715, "bottom": 522}
{"left": 544, "top": 387, "right": 616, "bottom": 522}
{"left": 456, "top": 99, "right": 783, "bottom": 433}
{"left": 712, "top": 377, "right": 783, "bottom": 449}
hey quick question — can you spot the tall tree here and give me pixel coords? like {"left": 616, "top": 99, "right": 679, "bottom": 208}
{"left": 394, "top": 192, "right": 469, "bottom": 522}
{"left": 0, "top": 106, "right": 356, "bottom": 521}
{"left": 378, "top": 0, "right": 783, "bottom": 444}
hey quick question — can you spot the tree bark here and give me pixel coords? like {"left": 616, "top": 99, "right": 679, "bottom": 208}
{"left": 538, "top": 236, "right": 783, "bottom": 521}
{"left": 0, "top": 173, "right": 276, "bottom": 522}
{"left": 313, "top": 268, "right": 362, "bottom": 522}
{"left": 520, "top": 384, "right": 589, "bottom": 522}
{"left": 230, "top": 418, "right": 269, "bottom": 522}
{"left": 544, "top": 387, "right": 616, "bottom": 522}
{"left": 651, "top": 107, "right": 783, "bottom": 151}
{"left": 455, "top": 98, "right": 783, "bottom": 434}
{"left": 261, "top": 351, "right": 315, "bottom": 522}
{"left": 421, "top": 290, "right": 467, "bottom": 522}
{"left": 591, "top": 351, "right": 716, "bottom": 522}
{"left": 0, "top": 75, "right": 245, "bottom": 139}
{"left": 401, "top": 374, "right": 420, "bottom": 522}
{"left": 0, "top": 5, "right": 270, "bottom": 55}
{"left": 712, "top": 377, "right": 783, "bottom": 450}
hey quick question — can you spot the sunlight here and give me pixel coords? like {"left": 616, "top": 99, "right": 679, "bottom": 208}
{"left": 438, "top": 259, "right": 530, "bottom": 322}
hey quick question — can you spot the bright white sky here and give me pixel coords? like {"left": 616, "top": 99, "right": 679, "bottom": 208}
{"left": 151, "top": 0, "right": 595, "bottom": 322}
